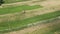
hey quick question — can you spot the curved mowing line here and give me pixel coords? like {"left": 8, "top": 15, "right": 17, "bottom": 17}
{"left": 0, "top": 5, "right": 42, "bottom": 15}
{"left": 0, "top": 11, "right": 60, "bottom": 33}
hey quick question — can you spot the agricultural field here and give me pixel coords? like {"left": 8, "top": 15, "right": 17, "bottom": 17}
{"left": 0, "top": 0, "right": 60, "bottom": 34}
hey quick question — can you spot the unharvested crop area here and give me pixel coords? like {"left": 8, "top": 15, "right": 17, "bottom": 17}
{"left": 0, "top": 0, "right": 60, "bottom": 34}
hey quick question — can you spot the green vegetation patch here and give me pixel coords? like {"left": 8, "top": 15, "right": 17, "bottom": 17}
{"left": 0, "top": 11, "right": 60, "bottom": 33}
{"left": 0, "top": 5, "right": 41, "bottom": 15}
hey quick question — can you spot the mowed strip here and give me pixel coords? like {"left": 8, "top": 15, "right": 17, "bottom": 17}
{"left": 0, "top": 5, "right": 41, "bottom": 15}
{"left": 0, "top": 11, "right": 60, "bottom": 33}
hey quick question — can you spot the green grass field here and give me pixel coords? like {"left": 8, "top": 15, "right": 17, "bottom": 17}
{"left": 0, "top": 0, "right": 60, "bottom": 34}
{"left": 4, "top": 0, "right": 29, "bottom": 4}
{"left": 0, "top": 11, "right": 60, "bottom": 33}
{"left": 0, "top": 5, "right": 41, "bottom": 15}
